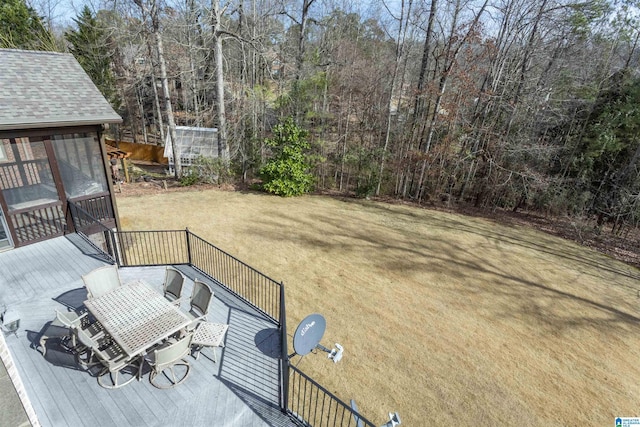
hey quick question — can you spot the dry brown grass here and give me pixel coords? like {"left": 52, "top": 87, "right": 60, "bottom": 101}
{"left": 115, "top": 188, "right": 640, "bottom": 426}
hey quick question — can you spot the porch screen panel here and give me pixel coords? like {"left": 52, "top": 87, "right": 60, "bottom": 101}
{"left": 0, "top": 137, "right": 59, "bottom": 211}
{"left": 51, "top": 133, "right": 108, "bottom": 198}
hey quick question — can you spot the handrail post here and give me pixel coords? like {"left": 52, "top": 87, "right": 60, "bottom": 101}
{"left": 185, "top": 228, "right": 192, "bottom": 265}
{"left": 110, "top": 229, "right": 121, "bottom": 267}
{"left": 279, "top": 282, "right": 289, "bottom": 413}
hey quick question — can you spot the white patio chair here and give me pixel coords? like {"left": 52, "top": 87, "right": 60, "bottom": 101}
{"left": 93, "top": 341, "right": 140, "bottom": 389}
{"left": 185, "top": 279, "right": 213, "bottom": 330}
{"left": 73, "top": 323, "right": 107, "bottom": 369}
{"left": 82, "top": 265, "right": 122, "bottom": 300}
{"left": 146, "top": 333, "right": 193, "bottom": 389}
{"left": 37, "top": 309, "right": 86, "bottom": 357}
{"left": 163, "top": 266, "right": 185, "bottom": 305}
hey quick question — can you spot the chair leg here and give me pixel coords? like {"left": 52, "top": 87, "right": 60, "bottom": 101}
{"left": 38, "top": 337, "right": 48, "bottom": 357}
{"left": 97, "top": 366, "right": 138, "bottom": 389}
{"left": 75, "top": 347, "right": 100, "bottom": 369}
{"left": 149, "top": 360, "right": 191, "bottom": 389}
{"left": 39, "top": 333, "right": 73, "bottom": 357}
{"left": 192, "top": 345, "right": 202, "bottom": 360}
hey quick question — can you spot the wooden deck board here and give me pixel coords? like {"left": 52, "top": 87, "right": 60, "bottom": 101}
{"left": 0, "top": 236, "right": 296, "bottom": 427}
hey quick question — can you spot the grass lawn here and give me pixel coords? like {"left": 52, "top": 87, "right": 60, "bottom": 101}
{"left": 116, "top": 188, "right": 640, "bottom": 426}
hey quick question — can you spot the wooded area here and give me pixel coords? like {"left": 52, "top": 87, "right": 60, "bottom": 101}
{"left": 4, "top": 0, "right": 640, "bottom": 234}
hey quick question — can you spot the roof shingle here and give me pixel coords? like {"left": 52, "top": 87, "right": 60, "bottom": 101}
{"left": 0, "top": 49, "right": 122, "bottom": 131}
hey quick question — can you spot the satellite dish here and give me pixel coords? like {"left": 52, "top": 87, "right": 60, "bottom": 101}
{"left": 292, "top": 313, "right": 326, "bottom": 356}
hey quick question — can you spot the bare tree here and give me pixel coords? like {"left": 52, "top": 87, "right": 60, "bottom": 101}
{"left": 211, "top": 0, "right": 229, "bottom": 160}
{"left": 133, "top": 0, "right": 181, "bottom": 176}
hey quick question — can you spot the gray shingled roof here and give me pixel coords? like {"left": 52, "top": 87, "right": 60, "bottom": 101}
{"left": 0, "top": 49, "right": 122, "bottom": 131}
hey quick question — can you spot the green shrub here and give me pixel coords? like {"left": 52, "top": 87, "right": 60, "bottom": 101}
{"left": 355, "top": 181, "right": 377, "bottom": 198}
{"left": 179, "top": 170, "right": 199, "bottom": 186}
{"left": 259, "top": 117, "right": 314, "bottom": 197}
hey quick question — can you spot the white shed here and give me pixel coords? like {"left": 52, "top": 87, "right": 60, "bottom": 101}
{"left": 164, "top": 126, "right": 218, "bottom": 174}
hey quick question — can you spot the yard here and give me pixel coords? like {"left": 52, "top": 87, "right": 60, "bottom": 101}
{"left": 115, "top": 187, "right": 640, "bottom": 426}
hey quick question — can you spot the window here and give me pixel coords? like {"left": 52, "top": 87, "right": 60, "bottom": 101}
{"left": 51, "top": 133, "right": 108, "bottom": 199}
{"left": 0, "top": 137, "right": 59, "bottom": 211}
{"left": 15, "top": 138, "right": 34, "bottom": 160}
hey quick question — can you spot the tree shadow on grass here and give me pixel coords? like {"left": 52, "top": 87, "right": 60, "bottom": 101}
{"left": 343, "top": 198, "right": 640, "bottom": 281}
{"left": 242, "top": 205, "right": 640, "bottom": 333}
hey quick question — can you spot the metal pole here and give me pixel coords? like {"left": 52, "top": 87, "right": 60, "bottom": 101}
{"left": 279, "top": 282, "right": 289, "bottom": 413}
{"left": 185, "top": 227, "right": 192, "bottom": 265}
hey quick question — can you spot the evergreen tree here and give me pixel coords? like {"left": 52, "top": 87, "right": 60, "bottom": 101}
{"left": 65, "top": 6, "right": 118, "bottom": 107}
{"left": 571, "top": 74, "right": 640, "bottom": 225}
{"left": 260, "top": 117, "right": 314, "bottom": 197}
{"left": 0, "top": 0, "right": 53, "bottom": 49}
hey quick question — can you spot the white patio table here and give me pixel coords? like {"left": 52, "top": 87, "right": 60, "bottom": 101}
{"left": 84, "top": 280, "right": 192, "bottom": 360}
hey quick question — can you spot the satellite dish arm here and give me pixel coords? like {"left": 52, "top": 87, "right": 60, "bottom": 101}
{"left": 315, "top": 344, "right": 332, "bottom": 353}
{"left": 315, "top": 343, "right": 343, "bottom": 363}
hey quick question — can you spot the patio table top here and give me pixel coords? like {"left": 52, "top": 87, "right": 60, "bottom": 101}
{"left": 84, "top": 280, "right": 192, "bottom": 357}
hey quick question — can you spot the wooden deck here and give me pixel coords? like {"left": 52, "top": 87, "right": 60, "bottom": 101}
{"left": 0, "top": 235, "right": 297, "bottom": 427}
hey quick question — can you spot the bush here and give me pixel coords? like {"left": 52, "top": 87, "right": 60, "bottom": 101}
{"left": 193, "top": 156, "right": 231, "bottom": 184}
{"left": 259, "top": 117, "right": 314, "bottom": 197}
{"left": 178, "top": 156, "right": 232, "bottom": 186}
{"left": 179, "top": 170, "right": 199, "bottom": 186}
{"left": 355, "top": 181, "right": 377, "bottom": 198}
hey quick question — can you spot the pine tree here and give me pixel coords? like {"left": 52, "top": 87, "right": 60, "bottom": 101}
{"left": 65, "top": 6, "right": 118, "bottom": 108}
{"left": 0, "top": 0, "right": 53, "bottom": 49}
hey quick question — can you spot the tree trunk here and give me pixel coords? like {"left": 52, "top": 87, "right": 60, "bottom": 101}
{"left": 149, "top": 65, "right": 165, "bottom": 145}
{"left": 414, "top": 0, "right": 488, "bottom": 201}
{"left": 295, "top": 0, "right": 316, "bottom": 82}
{"left": 412, "top": 0, "right": 437, "bottom": 121}
{"left": 376, "top": 0, "right": 413, "bottom": 196}
{"left": 147, "top": 0, "right": 180, "bottom": 177}
{"left": 212, "top": 1, "right": 229, "bottom": 161}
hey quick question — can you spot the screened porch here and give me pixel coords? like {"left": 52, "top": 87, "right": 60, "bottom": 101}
{"left": 0, "top": 130, "right": 116, "bottom": 248}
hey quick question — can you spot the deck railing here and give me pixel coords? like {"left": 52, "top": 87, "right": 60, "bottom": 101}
{"left": 68, "top": 201, "right": 118, "bottom": 263}
{"left": 69, "top": 193, "right": 114, "bottom": 223}
{"left": 9, "top": 201, "right": 65, "bottom": 245}
{"left": 68, "top": 201, "right": 281, "bottom": 323}
{"left": 111, "top": 229, "right": 282, "bottom": 322}
{"left": 288, "top": 365, "right": 377, "bottom": 427}
{"left": 116, "top": 230, "right": 190, "bottom": 266}
{"left": 188, "top": 231, "right": 282, "bottom": 322}
{"left": 68, "top": 201, "right": 376, "bottom": 427}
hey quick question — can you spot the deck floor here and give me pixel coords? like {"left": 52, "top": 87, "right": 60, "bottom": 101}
{"left": 0, "top": 235, "right": 296, "bottom": 427}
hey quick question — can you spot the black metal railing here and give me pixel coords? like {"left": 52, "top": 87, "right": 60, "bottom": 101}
{"left": 69, "top": 193, "right": 114, "bottom": 223}
{"left": 279, "top": 284, "right": 290, "bottom": 414}
{"left": 68, "top": 201, "right": 281, "bottom": 323}
{"left": 68, "top": 201, "right": 118, "bottom": 263}
{"left": 116, "top": 230, "right": 190, "bottom": 266}
{"left": 287, "top": 365, "right": 377, "bottom": 427}
{"left": 188, "top": 231, "right": 281, "bottom": 322}
{"left": 68, "top": 200, "right": 376, "bottom": 426}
